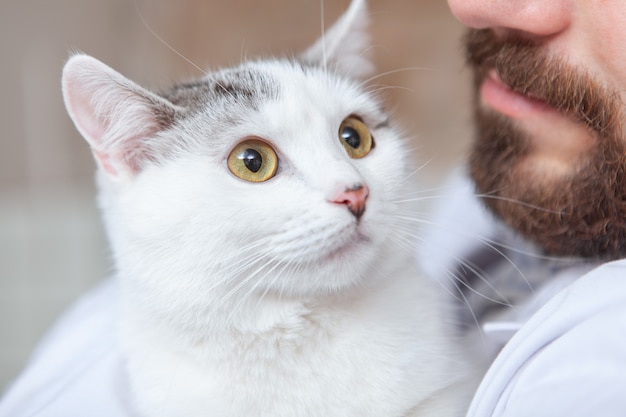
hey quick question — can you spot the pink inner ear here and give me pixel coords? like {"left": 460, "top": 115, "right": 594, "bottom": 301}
{"left": 93, "top": 150, "right": 119, "bottom": 177}
{"left": 62, "top": 55, "right": 175, "bottom": 180}
{"left": 64, "top": 75, "right": 126, "bottom": 178}
{"left": 63, "top": 75, "right": 109, "bottom": 150}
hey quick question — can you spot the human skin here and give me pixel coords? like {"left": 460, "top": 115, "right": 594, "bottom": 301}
{"left": 446, "top": 0, "right": 626, "bottom": 258}
{"left": 447, "top": 1, "right": 626, "bottom": 98}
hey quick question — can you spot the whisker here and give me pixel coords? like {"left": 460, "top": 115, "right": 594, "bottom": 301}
{"left": 395, "top": 155, "right": 438, "bottom": 184}
{"left": 197, "top": 236, "right": 278, "bottom": 296}
{"left": 133, "top": 0, "right": 244, "bottom": 106}
{"left": 391, "top": 219, "right": 514, "bottom": 307}
{"left": 363, "top": 66, "right": 443, "bottom": 84}
{"left": 394, "top": 185, "right": 567, "bottom": 216}
{"left": 201, "top": 251, "right": 267, "bottom": 297}
{"left": 386, "top": 230, "right": 488, "bottom": 340}
{"left": 217, "top": 233, "right": 313, "bottom": 324}
{"left": 367, "top": 84, "right": 417, "bottom": 95}
{"left": 225, "top": 256, "right": 286, "bottom": 326}
{"left": 393, "top": 184, "right": 458, "bottom": 198}
{"left": 319, "top": 0, "right": 327, "bottom": 73}
{"left": 212, "top": 255, "right": 277, "bottom": 315}
{"left": 392, "top": 193, "right": 454, "bottom": 205}
{"left": 396, "top": 200, "right": 579, "bottom": 263}
{"left": 393, "top": 213, "right": 535, "bottom": 296}
{"left": 438, "top": 263, "right": 487, "bottom": 345}
{"left": 240, "top": 37, "right": 249, "bottom": 63}
{"left": 475, "top": 193, "right": 565, "bottom": 214}
{"left": 133, "top": 0, "right": 205, "bottom": 75}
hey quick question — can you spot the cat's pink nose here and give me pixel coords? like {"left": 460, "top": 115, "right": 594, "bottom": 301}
{"left": 331, "top": 184, "right": 369, "bottom": 220}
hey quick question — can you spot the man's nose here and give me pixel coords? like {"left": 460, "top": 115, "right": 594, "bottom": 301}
{"left": 446, "top": 0, "right": 571, "bottom": 39}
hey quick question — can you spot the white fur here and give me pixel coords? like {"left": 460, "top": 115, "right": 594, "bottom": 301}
{"left": 61, "top": 1, "right": 476, "bottom": 416}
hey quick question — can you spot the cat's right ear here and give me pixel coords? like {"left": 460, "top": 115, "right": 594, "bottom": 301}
{"left": 62, "top": 54, "right": 180, "bottom": 180}
{"left": 300, "top": 0, "right": 373, "bottom": 79}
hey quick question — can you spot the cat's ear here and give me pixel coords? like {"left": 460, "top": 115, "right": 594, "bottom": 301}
{"left": 62, "top": 54, "right": 179, "bottom": 180}
{"left": 300, "top": 0, "right": 374, "bottom": 78}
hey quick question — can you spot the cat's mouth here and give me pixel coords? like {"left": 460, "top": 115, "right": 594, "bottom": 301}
{"left": 268, "top": 214, "right": 372, "bottom": 265}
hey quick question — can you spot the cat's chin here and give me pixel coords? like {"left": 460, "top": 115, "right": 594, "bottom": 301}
{"left": 319, "top": 230, "right": 371, "bottom": 265}
{"left": 277, "top": 232, "right": 386, "bottom": 296}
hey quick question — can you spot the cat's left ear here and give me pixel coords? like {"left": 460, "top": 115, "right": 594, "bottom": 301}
{"left": 300, "top": 0, "right": 374, "bottom": 79}
{"left": 62, "top": 54, "right": 181, "bottom": 180}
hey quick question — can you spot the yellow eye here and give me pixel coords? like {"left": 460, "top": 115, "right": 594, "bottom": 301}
{"left": 227, "top": 138, "right": 278, "bottom": 182}
{"left": 339, "top": 116, "right": 373, "bottom": 159}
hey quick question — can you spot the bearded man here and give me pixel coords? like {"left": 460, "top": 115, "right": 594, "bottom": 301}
{"left": 418, "top": 1, "right": 626, "bottom": 415}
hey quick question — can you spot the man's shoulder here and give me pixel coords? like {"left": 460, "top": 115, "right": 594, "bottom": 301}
{"left": 468, "top": 259, "right": 626, "bottom": 417}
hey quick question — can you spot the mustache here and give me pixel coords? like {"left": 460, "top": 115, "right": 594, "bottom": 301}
{"left": 464, "top": 29, "right": 619, "bottom": 134}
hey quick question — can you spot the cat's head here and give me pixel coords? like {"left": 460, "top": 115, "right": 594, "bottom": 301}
{"left": 62, "top": 0, "right": 413, "bottom": 313}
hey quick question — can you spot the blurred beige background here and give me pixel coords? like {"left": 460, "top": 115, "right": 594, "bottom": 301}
{"left": 0, "top": 0, "right": 472, "bottom": 391}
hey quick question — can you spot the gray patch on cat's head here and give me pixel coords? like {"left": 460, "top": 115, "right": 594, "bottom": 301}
{"left": 147, "top": 58, "right": 379, "bottom": 165}
{"left": 143, "top": 63, "right": 284, "bottom": 162}
{"left": 160, "top": 65, "right": 280, "bottom": 120}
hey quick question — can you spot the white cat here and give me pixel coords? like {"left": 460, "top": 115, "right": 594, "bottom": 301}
{"left": 61, "top": 0, "right": 475, "bottom": 416}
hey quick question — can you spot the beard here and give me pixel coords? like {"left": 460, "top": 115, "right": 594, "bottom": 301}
{"left": 465, "top": 29, "right": 626, "bottom": 259}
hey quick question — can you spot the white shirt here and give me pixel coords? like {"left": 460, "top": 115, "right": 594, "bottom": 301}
{"left": 0, "top": 278, "right": 129, "bottom": 416}
{"left": 469, "top": 260, "right": 626, "bottom": 416}
{"left": 418, "top": 171, "right": 626, "bottom": 416}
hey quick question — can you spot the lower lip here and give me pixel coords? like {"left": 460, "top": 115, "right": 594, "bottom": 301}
{"left": 480, "top": 71, "right": 556, "bottom": 119}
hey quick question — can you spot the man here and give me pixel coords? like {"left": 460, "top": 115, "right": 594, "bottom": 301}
{"left": 418, "top": 1, "right": 626, "bottom": 415}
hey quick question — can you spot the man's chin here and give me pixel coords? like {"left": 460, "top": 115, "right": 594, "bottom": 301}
{"left": 470, "top": 108, "right": 626, "bottom": 260}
